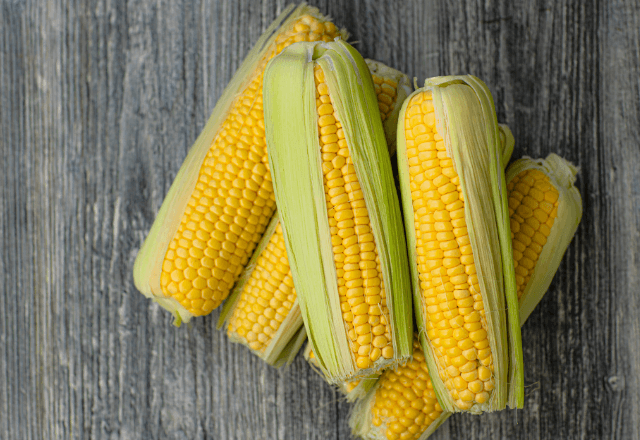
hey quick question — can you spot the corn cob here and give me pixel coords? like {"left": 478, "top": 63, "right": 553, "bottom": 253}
{"left": 218, "top": 62, "right": 411, "bottom": 366}
{"left": 506, "top": 154, "right": 582, "bottom": 324}
{"left": 396, "top": 76, "right": 522, "bottom": 413}
{"left": 133, "top": 4, "right": 346, "bottom": 324}
{"left": 264, "top": 40, "right": 412, "bottom": 382}
{"left": 350, "top": 156, "right": 581, "bottom": 438}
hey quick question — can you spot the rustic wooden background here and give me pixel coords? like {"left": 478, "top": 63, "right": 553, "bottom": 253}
{"left": 2, "top": 0, "right": 639, "bottom": 439}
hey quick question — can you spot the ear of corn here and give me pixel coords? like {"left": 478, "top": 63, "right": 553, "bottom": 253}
{"left": 396, "top": 76, "right": 522, "bottom": 413}
{"left": 506, "top": 154, "right": 582, "bottom": 324}
{"left": 350, "top": 160, "right": 581, "bottom": 437}
{"left": 133, "top": 4, "right": 346, "bottom": 324}
{"left": 264, "top": 40, "right": 413, "bottom": 382}
{"left": 218, "top": 61, "right": 411, "bottom": 366}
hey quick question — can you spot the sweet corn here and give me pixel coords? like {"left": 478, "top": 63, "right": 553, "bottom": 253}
{"left": 506, "top": 154, "right": 582, "bottom": 324}
{"left": 264, "top": 40, "right": 412, "bottom": 382}
{"left": 133, "top": 4, "right": 345, "bottom": 324}
{"left": 219, "top": 62, "right": 411, "bottom": 366}
{"left": 396, "top": 76, "right": 522, "bottom": 413}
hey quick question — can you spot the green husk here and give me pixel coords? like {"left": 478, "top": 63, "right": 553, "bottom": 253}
{"left": 498, "top": 124, "right": 515, "bottom": 166}
{"left": 505, "top": 154, "right": 582, "bottom": 324}
{"left": 132, "top": 3, "right": 347, "bottom": 325}
{"left": 264, "top": 40, "right": 413, "bottom": 383}
{"left": 396, "top": 76, "right": 523, "bottom": 413}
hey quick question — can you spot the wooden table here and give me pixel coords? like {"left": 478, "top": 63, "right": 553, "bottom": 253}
{"left": 2, "top": 0, "right": 639, "bottom": 438}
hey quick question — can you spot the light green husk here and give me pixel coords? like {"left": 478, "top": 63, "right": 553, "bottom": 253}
{"left": 506, "top": 154, "right": 582, "bottom": 324}
{"left": 264, "top": 40, "right": 413, "bottom": 383}
{"left": 498, "top": 124, "right": 515, "bottom": 166}
{"left": 396, "top": 76, "right": 523, "bottom": 413}
{"left": 132, "top": 3, "right": 348, "bottom": 325}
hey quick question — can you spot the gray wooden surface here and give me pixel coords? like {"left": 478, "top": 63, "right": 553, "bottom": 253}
{"left": 2, "top": 0, "right": 639, "bottom": 439}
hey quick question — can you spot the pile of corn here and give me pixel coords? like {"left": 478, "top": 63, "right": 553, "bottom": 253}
{"left": 133, "top": 4, "right": 583, "bottom": 439}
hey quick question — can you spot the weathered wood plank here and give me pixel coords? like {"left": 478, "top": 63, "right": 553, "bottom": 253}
{"left": 1, "top": 0, "right": 639, "bottom": 439}
{"left": 598, "top": 1, "right": 640, "bottom": 439}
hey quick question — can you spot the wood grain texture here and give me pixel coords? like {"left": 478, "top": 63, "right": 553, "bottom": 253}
{"left": 1, "top": 0, "right": 639, "bottom": 439}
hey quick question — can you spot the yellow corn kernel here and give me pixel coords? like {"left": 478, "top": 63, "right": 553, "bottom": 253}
{"left": 226, "top": 223, "right": 295, "bottom": 353}
{"left": 507, "top": 168, "right": 560, "bottom": 299}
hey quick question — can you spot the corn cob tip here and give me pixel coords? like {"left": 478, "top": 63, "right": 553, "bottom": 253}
{"left": 544, "top": 153, "right": 580, "bottom": 187}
